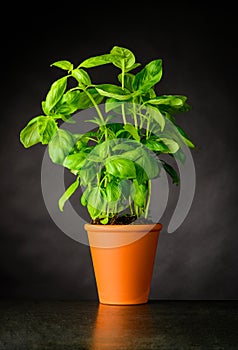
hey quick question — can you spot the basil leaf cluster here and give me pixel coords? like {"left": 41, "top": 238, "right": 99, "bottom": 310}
{"left": 20, "top": 46, "right": 195, "bottom": 224}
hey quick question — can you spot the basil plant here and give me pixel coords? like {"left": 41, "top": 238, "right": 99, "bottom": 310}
{"left": 20, "top": 46, "right": 195, "bottom": 225}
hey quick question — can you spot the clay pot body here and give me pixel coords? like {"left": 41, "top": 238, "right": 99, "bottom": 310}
{"left": 85, "top": 223, "right": 162, "bottom": 305}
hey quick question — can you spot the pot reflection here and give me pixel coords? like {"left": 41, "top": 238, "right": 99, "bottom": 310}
{"left": 90, "top": 302, "right": 154, "bottom": 349}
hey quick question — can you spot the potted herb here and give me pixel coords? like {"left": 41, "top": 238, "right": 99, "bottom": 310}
{"left": 20, "top": 46, "right": 195, "bottom": 305}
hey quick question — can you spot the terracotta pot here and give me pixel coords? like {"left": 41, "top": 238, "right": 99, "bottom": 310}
{"left": 84, "top": 223, "right": 162, "bottom": 305}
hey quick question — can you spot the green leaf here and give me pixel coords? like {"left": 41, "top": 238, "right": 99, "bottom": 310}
{"left": 135, "top": 163, "right": 148, "bottom": 184}
{"left": 110, "top": 46, "right": 136, "bottom": 70}
{"left": 84, "top": 118, "right": 103, "bottom": 127}
{"left": 144, "top": 88, "right": 157, "bottom": 100}
{"left": 63, "top": 152, "right": 87, "bottom": 171}
{"left": 79, "top": 53, "right": 116, "bottom": 68}
{"left": 112, "top": 142, "right": 136, "bottom": 153}
{"left": 164, "top": 112, "right": 176, "bottom": 124}
{"left": 87, "top": 203, "right": 101, "bottom": 220}
{"left": 87, "top": 186, "right": 107, "bottom": 217}
{"left": 181, "top": 136, "right": 195, "bottom": 148}
{"left": 81, "top": 186, "right": 90, "bottom": 206}
{"left": 106, "top": 181, "right": 121, "bottom": 202}
{"left": 133, "top": 59, "right": 163, "bottom": 93}
{"left": 118, "top": 73, "right": 135, "bottom": 91}
{"left": 100, "top": 217, "right": 109, "bottom": 224}
{"left": 133, "top": 179, "right": 147, "bottom": 207}
{"left": 37, "top": 117, "right": 58, "bottom": 144}
{"left": 173, "top": 148, "right": 186, "bottom": 164}
{"left": 55, "top": 90, "right": 81, "bottom": 114}
{"left": 112, "top": 145, "right": 142, "bottom": 161}
{"left": 61, "top": 90, "right": 81, "bottom": 105}
{"left": 79, "top": 163, "right": 98, "bottom": 186}
{"left": 41, "top": 101, "right": 48, "bottom": 115}
{"left": 161, "top": 161, "right": 180, "bottom": 185}
{"left": 107, "top": 122, "right": 124, "bottom": 134}
{"left": 20, "top": 117, "right": 41, "bottom": 148}
{"left": 58, "top": 114, "right": 76, "bottom": 124}
{"left": 176, "top": 125, "right": 195, "bottom": 148}
{"left": 75, "top": 88, "right": 104, "bottom": 109}
{"left": 144, "top": 138, "right": 170, "bottom": 153}
{"left": 75, "top": 132, "right": 98, "bottom": 149}
{"left": 136, "top": 148, "right": 160, "bottom": 179}
{"left": 90, "top": 142, "right": 110, "bottom": 160}
{"left": 159, "top": 138, "right": 179, "bottom": 153}
{"left": 147, "top": 95, "right": 186, "bottom": 106}
{"left": 105, "top": 158, "right": 136, "bottom": 179}
{"left": 147, "top": 95, "right": 191, "bottom": 114}
{"left": 105, "top": 98, "right": 123, "bottom": 113}
{"left": 147, "top": 106, "right": 165, "bottom": 131}
{"left": 54, "top": 105, "right": 74, "bottom": 115}
{"left": 58, "top": 176, "right": 79, "bottom": 212}
{"left": 120, "top": 179, "right": 132, "bottom": 197}
{"left": 123, "top": 124, "right": 140, "bottom": 141}
{"left": 126, "top": 63, "right": 141, "bottom": 72}
{"left": 71, "top": 68, "right": 91, "bottom": 86}
{"left": 51, "top": 60, "right": 74, "bottom": 71}
{"left": 44, "top": 76, "right": 68, "bottom": 113}
{"left": 20, "top": 115, "right": 57, "bottom": 147}
{"left": 96, "top": 84, "right": 132, "bottom": 100}
{"left": 48, "top": 129, "right": 75, "bottom": 164}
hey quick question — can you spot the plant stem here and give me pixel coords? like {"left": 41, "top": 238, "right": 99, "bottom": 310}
{"left": 97, "top": 173, "right": 100, "bottom": 185}
{"left": 83, "top": 87, "right": 108, "bottom": 140}
{"left": 122, "top": 103, "right": 127, "bottom": 125}
{"left": 128, "top": 196, "right": 134, "bottom": 215}
{"left": 99, "top": 174, "right": 106, "bottom": 187}
{"left": 146, "top": 114, "right": 151, "bottom": 139}
{"left": 133, "top": 99, "right": 138, "bottom": 129}
{"left": 135, "top": 204, "right": 139, "bottom": 217}
{"left": 121, "top": 61, "right": 125, "bottom": 90}
{"left": 83, "top": 88, "right": 105, "bottom": 124}
{"left": 121, "top": 60, "right": 127, "bottom": 125}
{"left": 144, "top": 180, "right": 152, "bottom": 219}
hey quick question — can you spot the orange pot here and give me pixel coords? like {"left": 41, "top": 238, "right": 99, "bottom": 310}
{"left": 85, "top": 223, "right": 162, "bottom": 305}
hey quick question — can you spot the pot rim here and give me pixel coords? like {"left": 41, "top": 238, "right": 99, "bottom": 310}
{"left": 84, "top": 222, "right": 162, "bottom": 233}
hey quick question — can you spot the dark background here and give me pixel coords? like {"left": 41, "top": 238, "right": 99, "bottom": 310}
{"left": 1, "top": 6, "right": 237, "bottom": 300}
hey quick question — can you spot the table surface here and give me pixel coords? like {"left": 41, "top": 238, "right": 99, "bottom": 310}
{"left": 0, "top": 300, "right": 238, "bottom": 350}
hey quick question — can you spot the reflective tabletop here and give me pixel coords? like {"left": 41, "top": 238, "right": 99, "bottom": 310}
{"left": 0, "top": 300, "right": 237, "bottom": 349}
